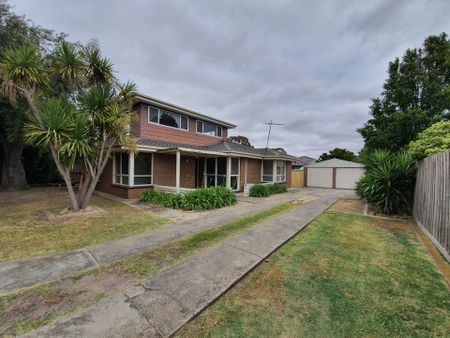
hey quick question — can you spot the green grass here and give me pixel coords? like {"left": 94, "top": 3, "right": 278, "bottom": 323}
{"left": 0, "top": 187, "right": 170, "bottom": 261}
{"left": 177, "top": 211, "right": 450, "bottom": 338}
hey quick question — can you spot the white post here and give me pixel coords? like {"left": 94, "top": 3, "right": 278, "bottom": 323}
{"left": 272, "top": 160, "right": 277, "bottom": 183}
{"left": 226, "top": 156, "right": 231, "bottom": 189}
{"left": 129, "top": 152, "right": 135, "bottom": 187}
{"left": 176, "top": 150, "right": 181, "bottom": 193}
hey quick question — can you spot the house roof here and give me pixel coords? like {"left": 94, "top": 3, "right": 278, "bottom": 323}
{"left": 293, "top": 156, "right": 317, "bottom": 166}
{"left": 135, "top": 93, "right": 237, "bottom": 129}
{"left": 135, "top": 138, "right": 298, "bottom": 161}
{"left": 305, "top": 158, "right": 364, "bottom": 168}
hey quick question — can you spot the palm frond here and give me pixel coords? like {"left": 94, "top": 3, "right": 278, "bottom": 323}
{"left": 51, "top": 41, "right": 85, "bottom": 84}
{"left": 82, "top": 45, "right": 114, "bottom": 84}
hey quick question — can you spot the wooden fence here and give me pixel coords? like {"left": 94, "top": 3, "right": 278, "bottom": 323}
{"left": 291, "top": 170, "right": 305, "bottom": 188}
{"left": 413, "top": 151, "right": 450, "bottom": 261}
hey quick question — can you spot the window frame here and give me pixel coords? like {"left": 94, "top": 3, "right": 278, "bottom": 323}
{"left": 113, "top": 153, "right": 129, "bottom": 186}
{"left": 261, "top": 160, "right": 274, "bottom": 183}
{"left": 147, "top": 106, "right": 189, "bottom": 131}
{"left": 275, "top": 160, "right": 286, "bottom": 183}
{"left": 261, "top": 160, "right": 287, "bottom": 183}
{"left": 230, "top": 157, "right": 240, "bottom": 191}
{"left": 196, "top": 120, "right": 222, "bottom": 138}
{"left": 113, "top": 152, "right": 154, "bottom": 187}
{"left": 133, "top": 153, "right": 154, "bottom": 186}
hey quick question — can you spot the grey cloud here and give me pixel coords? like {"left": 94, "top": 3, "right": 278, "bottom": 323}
{"left": 10, "top": 0, "right": 450, "bottom": 158}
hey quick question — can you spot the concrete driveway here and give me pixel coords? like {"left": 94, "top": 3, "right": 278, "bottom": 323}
{"left": 20, "top": 188, "right": 357, "bottom": 337}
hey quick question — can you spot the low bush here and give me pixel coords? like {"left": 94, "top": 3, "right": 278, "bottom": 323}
{"left": 249, "top": 184, "right": 287, "bottom": 197}
{"left": 140, "top": 186, "right": 237, "bottom": 211}
{"left": 356, "top": 150, "right": 416, "bottom": 215}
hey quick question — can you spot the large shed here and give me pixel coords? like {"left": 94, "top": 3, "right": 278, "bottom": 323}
{"left": 304, "top": 158, "right": 365, "bottom": 189}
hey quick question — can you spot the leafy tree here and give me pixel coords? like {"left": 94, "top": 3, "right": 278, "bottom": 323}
{"left": 0, "top": 1, "right": 62, "bottom": 189}
{"left": 0, "top": 42, "right": 137, "bottom": 210}
{"left": 318, "top": 148, "right": 357, "bottom": 162}
{"left": 408, "top": 121, "right": 450, "bottom": 159}
{"left": 358, "top": 33, "right": 450, "bottom": 153}
{"left": 228, "top": 135, "right": 252, "bottom": 147}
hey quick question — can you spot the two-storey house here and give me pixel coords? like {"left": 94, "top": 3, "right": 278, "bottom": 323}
{"left": 96, "top": 93, "right": 297, "bottom": 199}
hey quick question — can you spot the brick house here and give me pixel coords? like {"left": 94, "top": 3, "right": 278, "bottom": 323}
{"left": 96, "top": 93, "right": 297, "bottom": 199}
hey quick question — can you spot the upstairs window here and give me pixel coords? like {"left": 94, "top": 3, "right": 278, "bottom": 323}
{"left": 197, "top": 120, "right": 222, "bottom": 137}
{"left": 148, "top": 106, "right": 188, "bottom": 130}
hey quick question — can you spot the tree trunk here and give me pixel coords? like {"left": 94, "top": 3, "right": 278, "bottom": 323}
{"left": 1, "top": 138, "right": 28, "bottom": 190}
{"left": 48, "top": 144, "right": 79, "bottom": 211}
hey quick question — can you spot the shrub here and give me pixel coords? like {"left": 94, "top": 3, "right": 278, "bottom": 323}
{"left": 139, "top": 186, "right": 237, "bottom": 211}
{"left": 408, "top": 121, "right": 450, "bottom": 160}
{"left": 356, "top": 150, "right": 416, "bottom": 215}
{"left": 249, "top": 184, "right": 287, "bottom": 197}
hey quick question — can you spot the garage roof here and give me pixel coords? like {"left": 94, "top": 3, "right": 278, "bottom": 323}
{"left": 305, "top": 158, "right": 364, "bottom": 168}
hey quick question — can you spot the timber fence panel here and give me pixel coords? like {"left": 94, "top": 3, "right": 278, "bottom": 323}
{"left": 413, "top": 151, "right": 450, "bottom": 261}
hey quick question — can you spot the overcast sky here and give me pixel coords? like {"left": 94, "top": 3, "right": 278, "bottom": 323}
{"left": 10, "top": 0, "right": 450, "bottom": 157}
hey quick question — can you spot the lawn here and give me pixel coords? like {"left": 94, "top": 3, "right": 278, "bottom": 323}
{"left": 178, "top": 210, "right": 450, "bottom": 338}
{"left": 0, "top": 187, "right": 170, "bottom": 262}
{"left": 0, "top": 201, "right": 298, "bottom": 336}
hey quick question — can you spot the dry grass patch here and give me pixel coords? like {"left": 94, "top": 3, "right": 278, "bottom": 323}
{"left": 329, "top": 198, "right": 365, "bottom": 215}
{"left": 0, "top": 201, "right": 298, "bottom": 336}
{"left": 0, "top": 187, "right": 170, "bottom": 262}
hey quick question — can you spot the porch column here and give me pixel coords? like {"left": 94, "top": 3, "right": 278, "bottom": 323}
{"left": 272, "top": 160, "right": 277, "bottom": 183}
{"left": 226, "top": 156, "right": 231, "bottom": 189}
{"left": 176, "top": 150, "right": 181, "bottom": 193}
{"left": 129, "top": 152, "right": 135, "bottom": 187}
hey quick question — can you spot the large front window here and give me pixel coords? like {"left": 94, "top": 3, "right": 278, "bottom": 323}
{"left": 148, "top": 106, "right": 188, "bottom": 130}
{"left": 197, "top": 120, "right": 222, "bottom": 137}
{"left": 134, "top": 153, "right": 152, "bottom": 185}
{"left": 205, "top": 157, "right": 239, "bottom": 190}
{"left": 114, "top": 152, "right": 152, "bottom": 186}
{"left": 262, "top": 160, "right": 286, "bottom": 183}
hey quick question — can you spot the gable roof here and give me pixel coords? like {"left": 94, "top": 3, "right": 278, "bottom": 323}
{"left": 305, "top": 158, "right": 364, "bottom": 168}
{"left": 135, "top": 93, "right": 237, "bottom": 129}
{"left": 135, "top": 138, "right": 298, "bottom": 161}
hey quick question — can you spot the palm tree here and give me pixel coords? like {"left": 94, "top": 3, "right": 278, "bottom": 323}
{"left": 0, "top": 42, "right": 137, "bottom": 210}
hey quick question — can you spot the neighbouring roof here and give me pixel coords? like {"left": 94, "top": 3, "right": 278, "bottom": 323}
{"left": 135, "top": 93, "right": 237, "bottom": 129}
{"left": 305, "top": 158, "right": 364, "bottom": 168}
{"left": 293, "top": 156, "right": 317, "bottom": 166}
{"left": 135, "top": 138, "right": 298, "bottom": 161}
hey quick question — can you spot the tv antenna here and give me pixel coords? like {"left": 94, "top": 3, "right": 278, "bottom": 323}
{"left": 265, "top": 120, "right": 285, "bottom": 150}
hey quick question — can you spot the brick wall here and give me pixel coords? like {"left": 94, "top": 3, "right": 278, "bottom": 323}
{"left": 153, "top": 153, "right": 196, "bottom": 188}
{"left": 239, "top": 158, "right": 262, "bottom": 190}
{"left": 96, "top": 158, "right": 149, "bottom": 199}
{"left": 133, "top": 103, "right": 228, "bottom": 146}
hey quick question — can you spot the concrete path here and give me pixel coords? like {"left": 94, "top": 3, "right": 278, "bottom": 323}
{"left": 0, "top": 188, "right": 353, "bottom": 295}
{"left": 22, "top": 191, "right": 353, "bottom": 337}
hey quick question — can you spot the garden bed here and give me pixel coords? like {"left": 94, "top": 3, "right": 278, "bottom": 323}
{"left": 139, "top": 186, "right": 237, "bottom": 211}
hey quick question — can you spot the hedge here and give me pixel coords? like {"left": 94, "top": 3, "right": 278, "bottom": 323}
{"left": 249, "top": 184, "right": 287, "bottom": 197}
{"left": 140, "top": 186, "right": 237, "bottom": 211}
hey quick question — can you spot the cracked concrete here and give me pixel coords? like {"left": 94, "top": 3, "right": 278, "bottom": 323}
{"left": 21, "top": 189, "right": 356, "bottom": 337}
{"left": 0, "top": 188, "right": 354, "bottom": 295}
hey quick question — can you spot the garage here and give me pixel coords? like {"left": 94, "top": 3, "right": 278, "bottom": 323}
{"left": 305, "top": 159, "right": 365, "bottom": 190}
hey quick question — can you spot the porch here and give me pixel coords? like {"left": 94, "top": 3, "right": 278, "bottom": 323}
{"left": 111, "top": 149, "right": 244, "bottom": 194}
